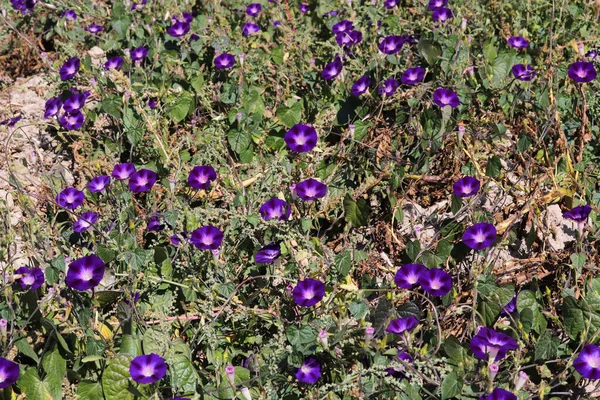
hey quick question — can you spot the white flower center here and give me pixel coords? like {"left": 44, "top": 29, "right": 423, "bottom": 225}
{"left": 81, "top": 269, "right": 93, "bottom": 281}
{"left": 141, "top": 365, "right": 155, "bottom": 377}
{"left": 304, "top": 290, "right": 315, "bottom": 300}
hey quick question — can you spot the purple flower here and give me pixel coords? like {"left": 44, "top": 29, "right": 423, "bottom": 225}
{"left": 0, "top": 358, "right": 20, "bottom": 389}
{"left": 378, "top": 78, "right": 399, "bottom": 97}
{"left": 295, "top": 178, "right": 327, "bottom": 201}
{"left": 332, "top": 20, "right": 354, "bottom": 34}
{"left": 351, "top": 76, "right": 372, "bottom": 97}
{"left": 321, "top": 57, "right": 343, "bottom": 80}
{"left": 255, "top": 242, "right": 281, "bottom": 263}
{"left": 66, "top": 254, "right": 105, "bottom": 291}
{"left": 428, "top": 0, "right": 448, "bottom": 10}
{"left": 259, "top": 198, "right": 291, "bottom": 221}
{"left": 273, "top": 20, "right": 282, "bottom": 27}
{"left": 105, "top": 56, "right": 124, "bottom": 70}
{"left": 462, "top": 223, "right": 497, "bottom": 250}
{"left": 432, "top": 7, "right": 453, "bottom": 22}
{"left": 190, "top": 226, "right": 223, "bottom": 250}
{"left": 394, "top": 263, "right": 426, "bottom": 289}
{"left": 433, "top": 88, "right": 460, "bottom": 108}
{"left": 214, "top": 53, "right": 236, "bottom": 70}
{"left": 11, "top": 0, "right": 36, "bottom": 14}
{"left": 59, "top": 111, "right": 84, "bottom": 130}
{"left": 86, "top": 24, "right": 104, "bottom": 34}
{"left": 293, "top": 278, "right": 325, "bottom": 307}
{"left": 419, "top": 268, "right": 452, "bottom": 296}
{"left": 453, "top": 176, "right": 480, "bottom": 198}
{"left": 386, "top": 316, "right": 419, "bottom": 334}
{"left": 384, "top": 0, "right": 400, "bottom": 9}
{"left": 511, "top": 64, "right": 536, "bottom": 81}
{"left": 295, "top": 356, "right": 321, "bottom": 384}
{"left": 501, "top": 297, "right": 517, "bottom": 316}
{"left": 284, "top": 124, "right": 318, "bottom": 153}
{"left": 63, "top": 90, "right": 90, "bottom": 114}
{"left": 130, "top": 46, "right": 149, "bottom": 62}
{"left": 74, "top": 211, "right": 99, "bottom": 233}
{"left": 574, "top": 344, "right": 600, "bottom": 379}
{"left": 147, "top": 98, "right": 158, "bottom": 109}
{"left": 299, "top": 3, "right": 310, "bottom": 13}
{"left": 112, "top": 163, "right": 136, "bottom": 180}
{"left": 147, "top": 215, "right": 164, "bottom": 232}
{"left": 128, "top": 169, "right": 157, "bottom": 193}
{"left": 131, "top": 0, "right": 147, "bottom": 10}
{"left": 242, "top": 22, "right": 261, "bottom": 36}
{"left": 246, "top": 3, "right": 262, "bottom": 17}
{"left": 587, "top": 50, "right": 598, "bottom": 60}
{"left": 129, "top": 354, "right": 167, "bottom": 384}
{"left": 15, "top": 266, "right": 44, "bottom": 290}
{"left": 379, "top": 35, "right": 405, "bottom": 55}
{"left": 88, "top": 175, "right": 111, "bottom": 193}
{"left": 401, "top": 67, "right": 425, "bottom": 85}
{"left": 56, "top": 187, "right": 85, "bottom": 209}
{"left": 507, "top": 36, "right": 529, "bottom": 49}
{"left": 568, "top": 61, "right": 597, "bottom": 83}
{"left": 470, "top": 327, "right": 518, "bottom": 362}
{"left": 167, "top": 21, "right": 190, "bottom": 38}
{"left": 44, "top": 97, "right": 63, "bottom": 118}
{"left": 0, "top": 116, "right": 21, "bottom": 127}
{"left": 59, "top": 57, "right": 80, "bottom": 81}
{"left": 188, "top": 166, "right": 217, "bottom": 190}
{"left": 563, "top": 205, "right": 592, "bottom": 223}
{"left": 480, "top": 388, "right": 517, "bottom": 400}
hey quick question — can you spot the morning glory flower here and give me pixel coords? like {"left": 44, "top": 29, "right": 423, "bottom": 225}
{"left": 44, "top": 97, "right": 63, "bottom": 119}
{"left": 401, "top": 67, "right": 425, "bottom": 85}
{"left": 167, "top": 21, "right": 190, "bottom": 38}
{"left": 259, "top": 198, "right": 291, "bottom": 221}
{"left": 469, "top": 326, "right": 518, "bottom": 362}
{"left": 190, "top": 226, "right": 223, "bottom": 250}
{"left": 336, "top": 31, "right": 362, "bottom": 47}
{"left": 293, "top": 278, "right": 325, "bottom": 307}
{"left": 386, "top": 316, "right": 419, "bottom": 334}
{"left": 112, "top": 163, "right": 136, "bottom": 180}
{"left": 295, "top": 178, "right": 327, "bottom": 201}
{"left": 0, "top": 358, "right": 20, "bottom": 389}
{"left": 351, "top": 76, "right": 371, "bottom": 97}
{"left": 147, "top": 215, "right": 164, "bottom": 232}
{"left": 419, "top": 268, "right": 452, "bottom": 296}
{"left": 11, "top": 0, "right": 35, "bottom": 14}
{"left": 255, "top": 242, "right": 281, "bottom": 264}
{"left": 453, "top": 176, "right": 480, "bottom": 198}
{"left": 56, "top": 187, "right": 85, "bottom": 209}
{"left": 214, "top": 53, "right": 236, "bottom": 69}
{"left": 59, "top": 57, "right": 80, "bottom": 81}
{"left": 379, "top": 35, "right": 405, "bottom": 55}
{"left": 384, "top": 0, "right": 400, "bottom": 9}
{"left": 428, "top": 0, "right": 448, "bottom": 10}
{"left": 295, "top": 356, "right": 321, "bottom": 384}
{"left": 462, "top": 223, "right": 497, "bottom": 250}
{"left": 511, "top": 64, "right": 536, "bottom": 81}
{"left": 130, "top": 46, "right": 148, "bottom": 62}
{"left": 15, "top": 266, "right": 44, "bottom": 290}
{"left": 574, "top": 344, "right": 600, "bottom": 379}
{"left": 129, "top": 354, "right": 167, "bottom": 384}
{"left": 128, "top": 169, "right": 157, "bottom": 193}
{"left": 299, "top": 3, "right": 309, "bottom": 13}
{"left": 332, "top": 20, "right": 354, "bottom": 34}
{"left": 73, "top": 211, "right": 99, "bottom": 233}
{"left": 501, "top": 297, "right": 517, "bottom": 316}
{"left": 105, "top": 56, "right": 125, "bottom": 70}
{"left": 586, "top": 49, "right": 598, "bottom": 60}
{"left": 321, "top": 57, "right": 343, "bottom": 80}
{"left": 433, "top": 88, "right": 460, "bottom": 108}
{"left": 432, "top": 7, "right": 453, "bottom": 22}
{"left": 378, "top": 78, "right": 399, "bottom": 97}
{"left": 63, "top": 90, "right": 90, "bottom": 114}
{"left": 246, "top": 3, "right": 262, "bottom": 17}
{"left": 284, "top": 124, "right": 318, "bottom": 152}
{"left": 568, "top": 61, "right": 597, "bottom": 83}
{"left": 480, "top": 388, "right": 517, "bottom": 400}
{"left": 507, "top": 36, "right": 529, "bottom": 49}
{"left": 394, "top": 263, "right": 426, "bottom": 289}
{"left": 188, "top": 166, "right": 217, "bottom": 190}
{"left": 86, "top": 24, "right": 104, "bottom": 34}
{"left": 66, "top": 254, "right": 105, "bottom": 291}
{"left": 242, "top": 22, "right": 261, "bottom": 36}
{"left": 563, "top": 205, "right": 592, "bottom": 223}
{"left": 88, "top": 175, "right": 111, "bottom": 193}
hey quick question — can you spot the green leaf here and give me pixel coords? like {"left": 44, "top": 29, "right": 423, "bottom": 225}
{"left": 18, "top": 368, "right": 52, "bottom": 400}
{"left": 486, "top": 156, "right": 502, "bottom": 178}
{"left": 406, "top": 240, "right": 421, "bottom": 261}
{"left": 535, "top": 332, "right": 559, "bottom": 361}
{"left": 418, "top": 39, "right": 442, "bottom": 66}
{"left": 102, "top": 354, "right": 135, "bottom": 400}
{"left": 571, "top": 253, "right": 586, "bottom": 277}
{"left": 169, "top": 354, "right": 199, "bottom": 393}
{"left": 42, "top": 348, "right": 66, "bottom": 399}
{"left": 120, "top": 334, "right": 141, "bottom": 357}
{"left": 397, "top": 302, "right": 420, "bottom": 318}
{"left": 77, "top": 381, "right": 104, "bottom": 400}
{"left": 97, "top": 246, "right": 116, "bottom": 264}
{"left": 343, "top": 194, "right": 370, "bottom": 227}
{"left": 243, "top": 89, "right": 265, "bottom": 119}
{"left": 441, "top": 371, "right": 463, "bottom": 399}
{"left": 349, "top": 301, "right": 368, "bottom": 320}
{"left": 517, "top": 290, "right": 547, "bottom": 334}
{"left": 190, "top": 75, "right": 204, "bottom": 93}
{"left": 483, "top": 40, "right": 497, "bottom": 62}
{"left": 272, "top": 47, "right": 284, "bottom": 65}
{"left": 227, "top": 130, "right": 252, "bottom": 154}
{"left": 286, "top": 325, "right": 317, "bottom": 347}
{"left": 441, "top": 336, "right": 467, "bottom": 366}
{"left": 517, "top": 134, "right": 532, "bottom": 153}
{"left": 143, "top": 327, "right": 170, "bottom": 356}
{"left": 451, "top": 195, "right": 462, "bottom": 214}
{"left": 276, "top": 102, "right": 302, "bottom": 127}
{"left": 170, "top": 92, "right": 194, "bottom": 123}
{"left": 15, "top": 337, "right": 39, "bottom": 363}
{"left": 121, "top": 248, "right": 150, "bottom": 270}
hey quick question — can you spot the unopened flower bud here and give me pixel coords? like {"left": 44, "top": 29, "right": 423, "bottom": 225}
{"left": 365, "top": 326, "right": 375, "bottom": 341}
{"left": 461, "top": 18, "right": 467, "bottom": 31}
{"left": 489, "top": 363, "right": 499, "bottom": 382}
{"left": 515, "top": 371, "right": 528, "bottom": 390}
{"left": 240, "top": 387, "right": 251, "bottom": 400}
{"left": 225, "top": 365, "right": 235, "bottom": 385}
{"left": 0, "top": 318, "right": 7, "bottom": 337}
{"left": 318, "top": 330, "right": 328, "bottom": 348}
